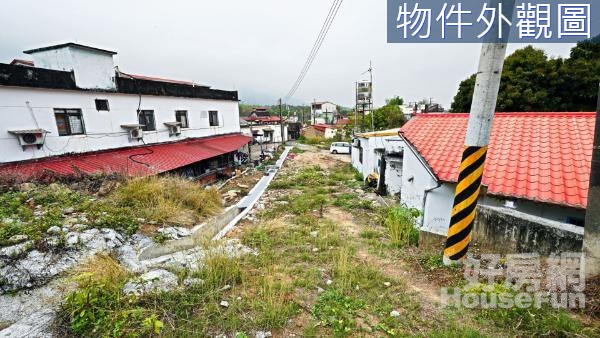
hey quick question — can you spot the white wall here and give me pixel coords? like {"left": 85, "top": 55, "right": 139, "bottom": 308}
{"left": 0, "top": 86, "right": 240, "bottom": 163}
{"left": 400, "top": 146, "right": 454, "bottom": 235}
{"left": 31, "top": 47, "right": 116, "bottom": 90}
{"left": 351, "top": 135, "right": 401, "bottom": 180}
{"left": 400, "top": 144, "right": 586, "bottom": 236}
{"left": 311, "top": 102, "right": 337, "bottom": 123}
{"left": 323, "top": 127, "right": 337, "bottom": 139}
{"left": 241, "top": 124, "right": 288, "bottom": 144}
{"left": 481, "top": 195, "right": 585, "bottom": 225}
{"left": 386, "top": 157, "right": 403, "bottom": 196}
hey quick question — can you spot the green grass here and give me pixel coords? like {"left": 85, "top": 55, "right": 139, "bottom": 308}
{"left": 0, "top": 185, "right": 82, "bottom": 245}
{"left": 381, "top": 206, "right": 420, "bottom": 248}
{"left": 312, "top": 289, "right": 365, "bottom": 336}
{"left": 53, "top": 148, "right": 596, "bottom": 337}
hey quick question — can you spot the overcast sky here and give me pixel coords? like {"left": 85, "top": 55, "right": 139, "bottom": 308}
{"left": 1, "top": 0, "right": 575, "bottom": 108}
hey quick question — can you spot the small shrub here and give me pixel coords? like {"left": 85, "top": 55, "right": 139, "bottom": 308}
{"left": 382, "top": 206, "right": 420, "bottom": 248}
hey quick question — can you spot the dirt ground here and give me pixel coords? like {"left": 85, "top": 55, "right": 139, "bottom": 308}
{"left": 290, "top": 145, "right": 351, "bottom": 169}
{"left": 224, "top": 145, "right": 599, "bottom": 337}
{"left": 230, "top": 145, "right": 464, "bottom": 336}
{"left": 218, "top": 168, "right": 264, "bottom": 206}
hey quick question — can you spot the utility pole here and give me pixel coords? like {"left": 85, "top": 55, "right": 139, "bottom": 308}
{"left": 443, "top": 0, "right": 515, "bottom": 265}
{"left": 354, "top": 82, "right": 359, "bottom": 134}
{"left": 278, "top": 98, "right": 285, "bottom": 145}
{"left": 369, "top": 61, "right": 374, "bottom": 132}
{"left": 584, "top": 83, "right": 600, "bottom": 277}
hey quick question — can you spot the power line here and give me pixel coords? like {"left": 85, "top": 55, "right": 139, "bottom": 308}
{"left": 284, "top": 0, "right": 344, "bottom": 102}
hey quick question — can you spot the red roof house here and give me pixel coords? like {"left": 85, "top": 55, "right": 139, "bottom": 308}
{"left": 0, "top": 134, "right": 251, "bottom": 180}
{"left": 399, "top": 112, "right": 595, "bottom": 209}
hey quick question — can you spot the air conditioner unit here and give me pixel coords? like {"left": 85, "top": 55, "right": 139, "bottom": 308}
{"left": 164, "top": 122, "right": 182, "bottom": 137}
{"left": 121, "top": 124, "right": 144, "bottom": 141}
{"left": 130, "top": 128, "right": 143, "bottom": 140}
{"left": 9, "top": 129, "right": 49, "bottom": 150}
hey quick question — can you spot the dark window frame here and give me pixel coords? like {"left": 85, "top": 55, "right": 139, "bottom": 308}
{"left": 209, "top": 110, "right": 219, "bottom": 127}
{"left": 54, "top": 108, "right": 85, "bottom": 136}
{"left": 95, "top": 99, "right": 110, "bottom": 111}
{"left": 138, "top": 110, "right": 156, "bottom": 131}
{"left": 175, "top": 110, "right": 189, "bottom": 128}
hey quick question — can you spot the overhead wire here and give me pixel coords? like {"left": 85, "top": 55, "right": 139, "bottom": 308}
{"left": 284, "top": 0, "right": 344, "bottom": 102}
{"left": 285, "top": 0, "right": 342, "bottom": 101}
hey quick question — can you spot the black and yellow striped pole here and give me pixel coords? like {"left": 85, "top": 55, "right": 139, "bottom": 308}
{"left": 443, "top": 0, "right": 515, "bottom": 265}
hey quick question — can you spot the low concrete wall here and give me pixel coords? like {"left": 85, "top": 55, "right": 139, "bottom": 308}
{"left": 139, "top": 206, "right": 241, "bottom": 260}
{"left": 473, "top": 205, "right": 584, "bottom": 255}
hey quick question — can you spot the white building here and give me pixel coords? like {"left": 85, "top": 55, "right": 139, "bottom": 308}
{"left": 351, "top": 128, "right": 403, "bottom": 195}
{"left": 311, "top": 101, "right": 337, "bottom": 125}
{"left": 241, "top": 109, "right": 288, "bottom": 145}
{"left": 0, "top": 42, "right": 250, "bottom": 181}
{"left": 241, "top": 124, "right": 288, "bottom": 145}
{"left": 397, "top": 112, "right": 592, "bottom": 236}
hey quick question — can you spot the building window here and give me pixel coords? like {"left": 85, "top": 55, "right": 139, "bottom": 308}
{"left": 209, "top": 111, "right": 219, "bottom": 126}
{"left": 54, "top": 109, "right": 85, "bottom": 136}
{"left": 175, "top": 110, "right": 189, "bottom": 128}
{"left": 138, "top": 110, "right": 156, "bottom": 131}
{"left": 95, "top": 99, "right": 110, "bottom": 111}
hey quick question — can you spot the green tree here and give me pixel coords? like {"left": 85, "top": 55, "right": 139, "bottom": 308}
{"left": 450, "top": 36, "right": 600, "bottom": 112}
{"left": 371, "top": 96, "right": 407, "bottom": 130}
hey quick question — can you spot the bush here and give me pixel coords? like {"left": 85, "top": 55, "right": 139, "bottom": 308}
{"left": 382, "top": 206, "right": 420, "bottom": 248}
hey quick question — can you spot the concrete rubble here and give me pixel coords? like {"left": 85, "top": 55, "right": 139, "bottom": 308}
{"left": 0, "top": 228, "right": 257, "bottom": 336}
{"left": 122, "top": 269, "right": 179, "bottom": 296}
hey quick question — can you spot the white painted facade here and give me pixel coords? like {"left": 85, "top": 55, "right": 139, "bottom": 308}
{"left": 0, "top": 86, "right": 241, "bottom": 163}
{"left": 399, "top": 145, "right": 455, "bottom": 235}
{"left": 321, "top": 126, "right": 338, "bottom": 139}
{"left": 399, "top": 142, "right": 586, "bottom": 236}
{"left": 28, "top": 46, "right": 116, "bottom": 90}
{"left": 311, "top": 102, "right": 336, "bottom": 124}
{"left": 241, "top": 124, "right": 288, "bottom": 144}
{"left": 351, "top": 132, "right": 403, "bottom": 194}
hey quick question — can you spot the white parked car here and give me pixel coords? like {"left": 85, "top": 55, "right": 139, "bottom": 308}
{"left": 330, "top": 142, "right": 351, "bottom": 154}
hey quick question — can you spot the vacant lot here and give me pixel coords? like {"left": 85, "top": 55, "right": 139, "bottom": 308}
{"left": 25, "top": 145, "right": 597, "bottom": 337}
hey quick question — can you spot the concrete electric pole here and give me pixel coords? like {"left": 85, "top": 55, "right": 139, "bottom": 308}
{"left": 443, "top": 0, "right": 515, "bottom": 265}
{"left": 278, "top": 98, "right": 285, "bottom": 145}
{"left": 583, "top": 83, "right": 600, "bottom": 277}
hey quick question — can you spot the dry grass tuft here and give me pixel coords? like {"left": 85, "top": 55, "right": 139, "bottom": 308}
{"left": 70, "top": 253, "right": 129, "bottom": 286}
{"left": 113, "top": 175, "right": 222, "bottom": 226}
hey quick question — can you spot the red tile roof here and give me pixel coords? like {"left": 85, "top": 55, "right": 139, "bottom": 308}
{"left": 0, "top": 134, "right": 251, "bottom": 179}
{"left": 244, "top": 116, "right": 281, "bottom": 123}
{"left": 312, "top": 124, "right": 333, "bottom": 132}
{"left": 10, "top": 59, "right": 34, "bottom": 66}
{"left": 336, "top": 118, "right": 350, "bottom": 126}
{"left": 400, "top": 112, "right": 595, "bottom": 208}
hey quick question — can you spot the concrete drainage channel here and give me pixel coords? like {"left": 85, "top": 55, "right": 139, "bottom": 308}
{"left": 139, "top": 146, "right": 292, "bottom": 261}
